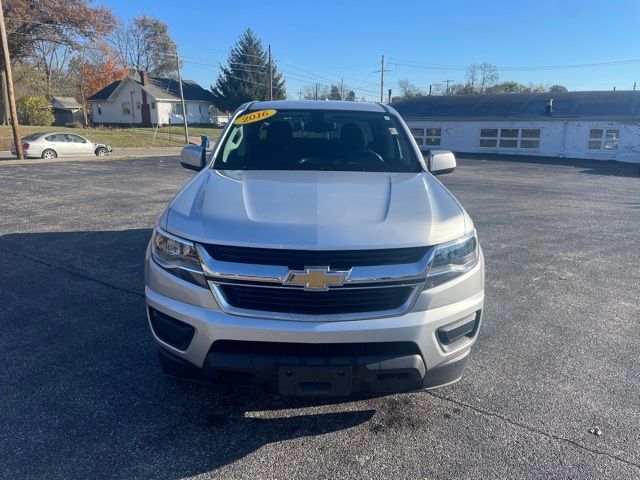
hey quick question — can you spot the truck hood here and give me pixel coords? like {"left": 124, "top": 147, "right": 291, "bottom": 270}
{"left": 164, "top": 169, "right": 466, "bottom": 249}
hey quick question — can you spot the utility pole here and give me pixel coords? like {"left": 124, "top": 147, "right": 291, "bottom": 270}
{"left": 175, "top": 49, "right": 189, "bottom": 145}
{"left": 388, "top": 88, "right": 392, "bottom": 103}
{"left": 376, "top": 55, "right": 388, "bottom": 102}
{"left": 443, "top": 79, "right": 454, "bottom": 95}
{"left": 1, "top": 70, "right": 8, "bottom": 125}
{"left": 340, "top": 77, "right": 344, "bottom": 100}
{"left": 428, "top": 84, "right": 432, "bottom": 96}
{"left": 80, "top": 45, "right": 88, "bottom": 126}
{"left": 634, "top": 82, "right": 637, "bottom": 91}
{"left": 0, "top": 0, "right": 23, "bottom": 159}
{"left": 268, "top": 45, "right": 273, "bottom": 101}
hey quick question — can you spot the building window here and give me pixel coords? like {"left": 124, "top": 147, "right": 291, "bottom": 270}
{"left": 409, "top": 127, "right": 441, "bottom": 146}
{"left": 410, "top": 127, "right": 424, "bottom": 145}
{"left": 480, "top": 128, "right": 540, "bottom": 149}
{"left": 97, "top": 104, "right": 102, "bottom": 115}
{"left": 425, "top": 128, "right": 441, "bottom": 146}
{"left": 480, "top": 129, "right": 498, "bottom": 147}
{"left": 122, "top": 102, "right": 131, "bottom": 115}
{"left": 198, "top": 104, "right": 202, "bottom": 113}
{"left": 519, "top": 129, "right": 540, "bottom": 148}
{"left": 136, "top": 101, "right": 141, "bottom": 110}
{"left": 171, "top": 103, "right": 184, "bottom": 115}
{"left": 151, "top": 102, "right": 156, "bottom": 110}
{"left": 588, "top": 128, "right": 619, "bottom": 150}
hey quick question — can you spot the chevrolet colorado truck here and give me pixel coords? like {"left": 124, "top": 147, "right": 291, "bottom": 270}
{"left": 144, "top": 100, "right": 484, "bottom": 396}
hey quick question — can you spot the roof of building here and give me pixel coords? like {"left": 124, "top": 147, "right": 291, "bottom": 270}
{"left": 51, "top": 96, "right": 82, "bottom": 110}
{"left": 390, "top": 91, "right": 640, "bottom": 119}
{"left": 247, "top": 100, "right": 386, "bottom": 112}
{"left": 86, "top": 76, "right": 216, "bottom": 103}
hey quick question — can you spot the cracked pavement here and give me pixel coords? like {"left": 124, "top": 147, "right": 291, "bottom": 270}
{"left": 1, "top": 155, "right": 639, "bottom": 479}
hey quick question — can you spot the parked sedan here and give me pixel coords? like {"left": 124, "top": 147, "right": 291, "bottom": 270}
{"left": 11, "top": 132, "right": 112, "bottom": 159}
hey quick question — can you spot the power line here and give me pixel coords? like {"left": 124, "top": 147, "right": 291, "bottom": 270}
{"left": 389, "top": 56, "right": 640, "bottom": 72}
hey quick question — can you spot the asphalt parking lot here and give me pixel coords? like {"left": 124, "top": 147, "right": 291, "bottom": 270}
{"left": 1, "top": 154, "right": 639, "bottom": 479}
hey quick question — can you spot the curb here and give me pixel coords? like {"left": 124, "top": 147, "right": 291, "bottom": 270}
{"left": 0, "top": 151, "right": 180, "bottom": 166}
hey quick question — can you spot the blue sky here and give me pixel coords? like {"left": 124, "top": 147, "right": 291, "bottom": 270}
{"left": 100, "top": 0, "right": 640, "bottom": 99}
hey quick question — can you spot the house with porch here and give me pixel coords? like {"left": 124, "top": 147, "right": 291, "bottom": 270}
{"left": 86, "top": 71, "right": 226, "bottom": 126}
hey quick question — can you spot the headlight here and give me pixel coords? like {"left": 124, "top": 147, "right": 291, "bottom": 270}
{"left": 424, "top": 231, "right": 479, "bottom": 289}
{"left": 151, "top": 228, "right": 206, "bottom": 286}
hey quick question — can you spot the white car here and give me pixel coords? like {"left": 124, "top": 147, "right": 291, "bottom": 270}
{"left": 145, "top": 100, "right": 484, "bottom": 396}
{"left": 11, "top": 132, "right": 112, "bottom": 159}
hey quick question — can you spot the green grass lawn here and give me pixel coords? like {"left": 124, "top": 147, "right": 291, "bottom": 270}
{"left": 140, "top": 124, "right": 223, "bottom": 140}
{"left": 0, "top": 125, "right": 186, "bottom": 150}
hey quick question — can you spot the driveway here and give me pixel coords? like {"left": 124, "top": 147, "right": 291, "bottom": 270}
{"left": 0, "top": 155, "right": 638, "bottom": 479}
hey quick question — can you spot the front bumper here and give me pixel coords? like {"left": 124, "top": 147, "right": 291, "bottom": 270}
{"left": 144, "top": 248, "right": 484, "bottom": 395}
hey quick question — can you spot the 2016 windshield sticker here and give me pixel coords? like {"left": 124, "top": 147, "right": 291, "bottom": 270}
{"left": 234, "top": 109, "right": 277, "bottom": 125}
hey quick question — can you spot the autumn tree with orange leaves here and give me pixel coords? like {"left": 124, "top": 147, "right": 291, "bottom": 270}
{"left": 81, "top": 42, "right": 128, "bottom": 100}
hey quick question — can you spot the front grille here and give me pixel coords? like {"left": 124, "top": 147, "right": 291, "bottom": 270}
{"left": 211, "top": 340, "right": 422, "bottom": 357}
{"left": 202, "top": 244, "right": 428, "bottom": 269}
{"left": 219, "top": 284, "right": 415, "bottom": 315}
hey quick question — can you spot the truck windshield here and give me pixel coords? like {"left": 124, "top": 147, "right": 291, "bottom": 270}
{"left": 212, "top": 109, "right": 422, "bottom": 173}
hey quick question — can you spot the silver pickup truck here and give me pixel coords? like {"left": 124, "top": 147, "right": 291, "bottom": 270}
{"left": 144, "top": 100, "right": 484, "bottom": 396}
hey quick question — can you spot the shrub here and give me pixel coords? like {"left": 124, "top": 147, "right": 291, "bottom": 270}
{"left": 16, "top": 95, "right": 54, "bottom": 126}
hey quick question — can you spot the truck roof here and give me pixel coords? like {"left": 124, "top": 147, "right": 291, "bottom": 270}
{"left": 246, "top": 100, "right": 387, "bottom": 113}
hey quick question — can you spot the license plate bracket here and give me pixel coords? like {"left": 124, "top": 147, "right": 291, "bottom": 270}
{"left": 278, "top": 365, "right": 353, "bottom": 396}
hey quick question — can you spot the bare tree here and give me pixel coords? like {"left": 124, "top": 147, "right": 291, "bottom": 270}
{"left": 109, "top": 15, "right": 178, "bottom": 76}
{"left": 465, "top": 63, "right": 499, "bottom": 93}
{"left": 430, "top": 83, "right": 445, "bottom": 96}
{"left": 31, "top": 41, "right": 75, "bottom": 96}
{"left": 449, "top": 82, "right": 475, "bottom": 95}
{"left": 398, "top": 78, "right": 422, "bottom": 98}
{"left": 477, "top": 63, "right": 499, "bottom": 93}
{"left": 527, "top": 82, "right": 546, "bottom": 93}
{"left": 299, "top": 84, "right": 331, "bottom": 100}
{"left": 465, "top": 64, "right": 479, "bottom": 92}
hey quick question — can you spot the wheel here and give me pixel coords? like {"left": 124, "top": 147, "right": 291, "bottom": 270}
{"left": 41, "top": 149, "right": 57, "bottom": 159}
{"left": 95, "top": 147, "right": 108, "bottom": 157}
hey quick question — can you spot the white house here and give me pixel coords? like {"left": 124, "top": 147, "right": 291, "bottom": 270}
{"left": 86, "top": 71, "right": 227, "bottom": 126}
{"left": 391, "top": 91, "right": 640, "bottom": 163}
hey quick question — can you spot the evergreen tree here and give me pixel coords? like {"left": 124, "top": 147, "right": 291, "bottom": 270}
{"left": 329, "top": 85, "right": 342, "bottom": 100}
{"left": 211, "top": 29, "right": 286, "bottom": 112}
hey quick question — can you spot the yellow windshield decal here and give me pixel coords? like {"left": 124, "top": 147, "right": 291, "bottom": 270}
{"left": 234, "top": 109, "right": 277, "bottom": 125}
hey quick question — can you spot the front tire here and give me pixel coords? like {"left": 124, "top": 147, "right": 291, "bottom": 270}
{"left": 41, "top": 149, "right": 57, "bottom": 159}
{"left": 95, "top": 147, "right": 108, "bottom": 157}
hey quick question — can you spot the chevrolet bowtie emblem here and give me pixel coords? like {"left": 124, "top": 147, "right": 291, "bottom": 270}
{"left": 284, "top": 266, "right": 350, "bottom": 291}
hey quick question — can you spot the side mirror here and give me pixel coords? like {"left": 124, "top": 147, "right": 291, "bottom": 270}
{"left": 180, "top": 146, "right": 206, "bottom": 171}
{"left": 427, "top": 150, "right": 456, "bottom": 175}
